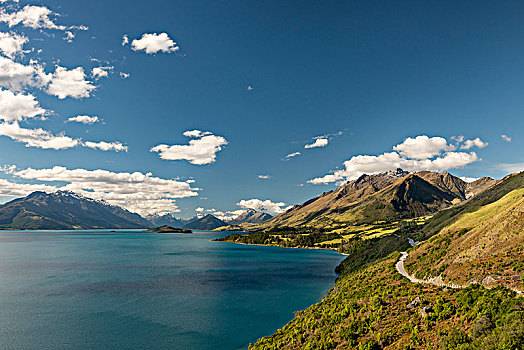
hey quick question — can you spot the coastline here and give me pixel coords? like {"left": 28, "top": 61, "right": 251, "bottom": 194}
{"left": 214, "top": 239, "right": 347, "bottom": 254}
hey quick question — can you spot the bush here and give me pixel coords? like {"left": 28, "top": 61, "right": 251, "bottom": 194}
{"left": 442, "top": 329, "right": 470, "bottom": 349}
{"left": 470, "top": 316, "right": 493, "bottom": 339}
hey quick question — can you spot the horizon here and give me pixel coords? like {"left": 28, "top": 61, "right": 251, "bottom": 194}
{"left": 0, "top": 0, "right": 523, "bottom": 219}
{"left": 3, "top": 166, "right": 516, "bottom": 221}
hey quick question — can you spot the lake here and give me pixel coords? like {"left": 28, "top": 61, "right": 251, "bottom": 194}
{"left": 0, "top": 230, "right": 344, "bottom": 349}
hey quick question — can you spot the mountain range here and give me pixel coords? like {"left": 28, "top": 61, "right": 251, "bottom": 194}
{"left": 145, "top": 213, "right": 184, "bottom": 228}
{"left": 0, "top": 169, "right": 502, "bottom": 231}
{"left": 0, "top": 191, "right": 152, "bottom": 230}
{"left": 0, "top": 190, "right": 276, "bottom": 230}
{"left": 243, "top": 169, "right": 498, "bottom": 230}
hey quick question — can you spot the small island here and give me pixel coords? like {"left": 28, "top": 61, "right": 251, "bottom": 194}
{"left": 147, "top": 225, "right": 192, "bottom": 233}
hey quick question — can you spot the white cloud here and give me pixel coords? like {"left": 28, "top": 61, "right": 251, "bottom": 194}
{"left": 0, "top": 119, "right": 126, "bottom": 152}
{"left": 183, "top": 129, "right": 212, "bottom": 138}
{"left": 497, "top": 163, "right": 524, "bottom": 173}
{"left": 131, "top": 33, "right": 179, "bottom": 54}
{"left": 236, "top": 198, "right": 287, "bottom": 216}
{"left": 0, "top": 121, "right": 79, "bottom": 149}
{"left": 91, "top": 66, "right": 113, "bottom": 79}
{"left": 83, "top": 141, "right": 128, "bottom": 152}
{"left": 285, "top": 151, "right": 301, "bottom": 159}
{"left": 0, "top": 88, "right": 45, "bottom": 122}
{"left": 247, "top": 85, "right": 254, "bottom": 91}
{"left": 258, "top": 174, "right": 271, "bottom": 179}
{"left": 459, "top": 176, "right": 479, "bottom": 183}
{"left": 209, "top": 208, "right": 248, "bottom": 222}
{"left": 0, "top": 56, "right": 51, "bottom": 91}
{"left": 67, "top": 115, "right": 99, "bottom": 124}
{"left": 0, "top": 5, "right": 67, "bottom": 30}
{"left": 195, "top": 207, "right": 204, "bottom": 212}
{"left": 461, "top": 137, "right": 488, "bottom": 150}
{"left": 1, "top": 165, "right": 199, "bottom": 215}
{"left": 64, "top": 31, "right": 74, "bottom": 43}
{"left": 0, "top": 31, "right": 27, "bottom": 58}
{"left": 309, "top": 135, "right": 482, "bottom": 185}
{"left": 0, "top": 5, "right": 87, "bottom": 32}
{"left": 120, "top": 72, "right": 130, "bottom": 79}
{"left": 305, "top": 138, "right": 328, "bottom": 149}
{"left": 451, "top": 135, "right": 464, "bottom": 143}
{"left": 501, "top": 134, "right": 512, "bottom": 142}
{"left": 0, "top": 177, "right": 57, "bottom": 198}
{"left": 151, "top": 130, "right": 228, "bottom": 165}
{"left": 46, "top": 66, "right": 96, "bottom": 99}
{"left": 393, "top": 135, "right": 455, "bottom": 159}
{"left": 228, "top": 209, "right": 246, "bottom": 216}
{"left": 122, "top": 34, "right": 129, "bottom": 46}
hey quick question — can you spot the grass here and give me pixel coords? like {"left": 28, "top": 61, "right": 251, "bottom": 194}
{"left": 448, "top": 188, "right": 524, "bottom": 230}
{"left": 216, "top": 215, "right": 432, "bottom": 252}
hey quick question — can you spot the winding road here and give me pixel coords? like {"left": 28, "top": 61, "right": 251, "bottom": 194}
{"left": 396, "top": 249, "right": 522, "bottom": 294}
{"left": 395, "top": 251, "right": 466, "bottom": 289}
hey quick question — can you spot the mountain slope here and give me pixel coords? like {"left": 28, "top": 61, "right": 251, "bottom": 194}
{"left": 405, "top": 173, "right": 524, "bottom": 290}
{"left": 184, "top": 214, "right": 227, "bottom": 230}
{"left": 250, "top": 169, "right": 410, "bottom": 229}
{"left": 248, "top": 170, "right": 494, "bottom": 230}
{"left": 226, "top": 209, "right": 273, "bottom": 225}
{"left": 417, "top": 171, "right": 524, "bottom": 239}
{"left": 0, "top": 191, "right": 152, "bottom": 230}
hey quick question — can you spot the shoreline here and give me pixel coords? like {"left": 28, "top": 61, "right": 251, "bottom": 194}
{"left": 213, "top": 239, "right": 350, "bottom": 256}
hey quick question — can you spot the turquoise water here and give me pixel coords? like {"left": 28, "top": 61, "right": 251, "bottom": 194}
{"left": 0, "top": 230, "right": 344, "bottom": 350}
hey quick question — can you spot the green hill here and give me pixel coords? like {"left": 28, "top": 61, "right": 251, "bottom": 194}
{"left": 406, "top": 174, "right": 524, "bottom": 291}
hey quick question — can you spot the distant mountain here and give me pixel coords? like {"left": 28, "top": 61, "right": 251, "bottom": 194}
{"left": 180, "top": 216, "right": 199, "bottom": 226}
{"left": 184, "top": 214, "right": 228, "bottom": 230}
{"left": 227, "top": 209, "right": 273, "bottom": 225}
{"left": 0, "top": 191, "right": 152, "bottom": 230}
{"left": 248, "top": 169, "right": 497, "bottom": 229}
{"left": 145, "top": 213, "right": 183, "bottom": 228}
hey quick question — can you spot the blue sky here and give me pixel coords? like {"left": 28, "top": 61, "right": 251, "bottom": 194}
{"left": 0, "top": 0, "right": 522, "bottom": 219}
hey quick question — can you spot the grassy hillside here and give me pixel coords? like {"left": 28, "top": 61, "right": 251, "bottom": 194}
{"left": 405, "top": 187, "right": 524, "bottom": 291}
{"left": 250, "top": 253, "right": 523, "bottom": 349}
{"left": 414, "top": 172, "right": 524, "bottom": 240}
